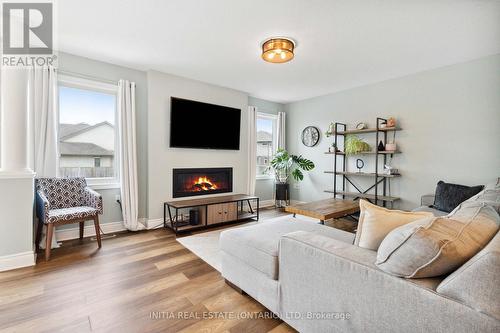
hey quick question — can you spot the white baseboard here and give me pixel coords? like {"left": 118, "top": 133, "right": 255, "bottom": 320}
{"left": 260, "top": 199, "right": 305, "bottom": 207}
{"left": 259, "top": 199, "right": 275, "bottom": 207}
{"left": 55, "top": 221, "right": 127, "bottom": 241}
{"left": 54, "top": 218, "right": 153, "bottom": 241}
{"left": 147, "top": 218, "right": 164, "bottom": 230}
{"left": 0, "top": 251, "right": 35, "bottom": 272}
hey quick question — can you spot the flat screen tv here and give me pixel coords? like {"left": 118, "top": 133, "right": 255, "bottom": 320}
{"left": 170, "top": 97, "right": 241, "bottom": 150}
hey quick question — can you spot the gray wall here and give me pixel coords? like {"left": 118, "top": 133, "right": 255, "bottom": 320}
{"left": 285, "top": 54, "right": 500, "bottom": 210}
{"left": 248, "top": 96, "right": 284, "bottom": 202}
{"left": 147, "top": 70, "right": 249, "bottom": 221}
{"left": 58, "top": 52, "right": 149, "bottom": 225}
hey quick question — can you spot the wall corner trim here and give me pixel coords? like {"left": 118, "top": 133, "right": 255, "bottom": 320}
{"left": 0, "top": 250, "right": 35, "bottom": 272}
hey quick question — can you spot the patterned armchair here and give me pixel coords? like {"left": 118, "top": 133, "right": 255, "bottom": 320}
{"left": 35, "top": 177, "right": 103, "bottom": 260}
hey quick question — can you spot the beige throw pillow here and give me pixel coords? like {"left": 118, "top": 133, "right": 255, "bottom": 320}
{"left": 354, "top": 200, "right": 433, "bottom": 250}
{"left": 376, "top": 202, "right": 500, "bottom": 278}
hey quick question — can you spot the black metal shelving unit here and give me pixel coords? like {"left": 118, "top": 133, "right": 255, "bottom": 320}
{"left": 324, "top": 117, "right": 402, "bottom": 207}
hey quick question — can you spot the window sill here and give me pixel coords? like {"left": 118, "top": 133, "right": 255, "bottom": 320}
{"left": 87, "top": 181, "right": 121, "bottom": 190}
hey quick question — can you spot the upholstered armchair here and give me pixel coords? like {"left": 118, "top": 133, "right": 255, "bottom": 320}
{"left": 35, "top": 177, "right": 103, "bottom": 260}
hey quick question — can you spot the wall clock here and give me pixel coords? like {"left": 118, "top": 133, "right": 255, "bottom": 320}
{"left": 301, "top": 126, "right": 320, "bottom": 147}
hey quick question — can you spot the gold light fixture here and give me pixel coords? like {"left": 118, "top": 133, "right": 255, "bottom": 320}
{"left": 261, "top": 37, "right": 295, "bottom": 63}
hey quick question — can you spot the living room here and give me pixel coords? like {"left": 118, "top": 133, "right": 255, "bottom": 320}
{"left": 0, "top": 1, "right": 499, "bottom": 332}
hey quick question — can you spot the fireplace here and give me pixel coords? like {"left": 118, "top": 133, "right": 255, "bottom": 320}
{"left": 172, "top": 167, "right": 233, "bottom": 198}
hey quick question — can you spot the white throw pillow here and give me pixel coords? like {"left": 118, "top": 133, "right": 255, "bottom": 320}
{"left": 354, "top": 200, "right": 433, "bottom": 250}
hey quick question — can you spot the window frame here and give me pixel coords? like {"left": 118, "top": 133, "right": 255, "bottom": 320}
{"left": 58, "top": 74, "right": 120, "bottom": 189}
{"left": 256, "top": 112, "right": 278, "bottom": 180}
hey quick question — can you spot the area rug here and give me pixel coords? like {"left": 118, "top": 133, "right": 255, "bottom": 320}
{"left": 176, "top": 214, "right": 319, "bottom": 272}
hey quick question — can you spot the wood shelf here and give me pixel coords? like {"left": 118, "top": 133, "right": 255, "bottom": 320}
{"left": 324, "top": 171, "right": 400, "bottom": 178}
{"left": 324, "top": 190, "right": 400, "bottom": 202}
{"left": 325, "top": 151, "right": 401, "bottom": 155}
{"left": 238, "top": 212, "right": 258, "bottom": 220}
{"left": 175, "top": 223, "right": 205, "bottom": 232}
{"left": 332, "top": 127, "right": 401, "bottom": 135}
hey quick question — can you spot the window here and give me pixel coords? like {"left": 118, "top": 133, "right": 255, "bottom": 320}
{"left": 58, "top": 75, "right": 119, "bottom": 188}
{"left": 256, "top": 112, "right": 278, "bottom": 179}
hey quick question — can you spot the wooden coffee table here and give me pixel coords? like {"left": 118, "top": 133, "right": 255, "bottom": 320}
{"left": 285, "top": 198, "right": 359, "bottom": 224}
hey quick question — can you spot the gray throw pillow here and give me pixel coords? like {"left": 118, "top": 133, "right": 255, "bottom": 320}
{"left": 376, "top": 202, "right": 499, "bottom": 278}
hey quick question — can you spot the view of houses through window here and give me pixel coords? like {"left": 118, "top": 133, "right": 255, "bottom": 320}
{"left": 256, "top": 113, "right": 277, "bottom": 178}
{"left": 58, "top": 82, "right": 117, "bottom": 180}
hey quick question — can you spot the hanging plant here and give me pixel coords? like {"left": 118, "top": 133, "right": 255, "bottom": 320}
{"left": 344, "top": 135, "right": 371, "bottom": 155}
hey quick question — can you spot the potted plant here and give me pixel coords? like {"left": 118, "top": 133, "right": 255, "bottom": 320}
{"left": 344, "top": 135, "right": 371, "bottom": 155}
{"left": 266, "top": 149, "right": 315, "bottom": 206}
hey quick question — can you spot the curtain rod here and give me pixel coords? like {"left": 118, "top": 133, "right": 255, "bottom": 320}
{"left": 57, "top": 69, "right": 118, "bottom": 85}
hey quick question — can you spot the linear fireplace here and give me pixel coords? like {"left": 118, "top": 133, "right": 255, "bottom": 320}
{"left": 172, "top": 167, "right": 233, "bottom": 198}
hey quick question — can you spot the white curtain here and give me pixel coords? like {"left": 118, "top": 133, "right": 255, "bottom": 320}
{"left": 28, "top": 66, "right": 59, "bottom": 249}
{"left": 277, "top": 111, "right": 286, "bottom": 150}
{"left": 118, "top": 80, "right": 144, "bottom": 231}
{"left": 247, "top": 106, "right": 257, "bottom": 196}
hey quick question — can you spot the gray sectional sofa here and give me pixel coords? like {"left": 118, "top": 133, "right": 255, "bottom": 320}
{"left": 220, "top": 180, "right": 500, "bottom": 332}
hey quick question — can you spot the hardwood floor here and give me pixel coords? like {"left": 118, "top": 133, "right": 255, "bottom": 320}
{"left": 0, "top": 207, "right": 297, "bottom": 333}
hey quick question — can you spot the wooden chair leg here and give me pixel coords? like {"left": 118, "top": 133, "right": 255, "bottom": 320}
{"left": 45, "top": 224, "right": 54, "bottom": 261}
{"left": 79, "top": 221, "right": 85, "bottom": 240}
{"left": 35, "top": 219, "right": 43, "bottom": 252}
{"left": 93, "top": 215, "right": 102, "bottom": 248}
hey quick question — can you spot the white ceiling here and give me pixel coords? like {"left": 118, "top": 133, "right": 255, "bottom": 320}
{"left": 58, "top": 0, "right": 500, "bottom": 103}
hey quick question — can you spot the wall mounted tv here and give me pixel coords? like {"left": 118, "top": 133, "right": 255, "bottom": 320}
{"left": 170, "top": 97, "right": 241, "bottom": 150}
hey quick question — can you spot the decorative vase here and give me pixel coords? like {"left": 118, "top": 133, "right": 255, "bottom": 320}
{"left": 387, "top": 117, "right": 396, "bottom": 127}
{"left": 385, "top": 142, "right": 397, "bottom": 151}
{"left": 377, "top": 140, "right": 385, "bottom": 151}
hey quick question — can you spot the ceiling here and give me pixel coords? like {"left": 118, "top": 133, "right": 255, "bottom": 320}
{"left": 58, "top": 0, "right": 500, "bottom": 103}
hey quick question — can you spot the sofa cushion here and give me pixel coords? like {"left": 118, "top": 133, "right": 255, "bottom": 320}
{"left": 432, "top": 180, "right": 484, "bottom": 213}
{"left": 47, "top": 206, "right": 99, "bottom": 223}
{"left": 36, "top": 177, "right": 87, "bottom": 209}
{"left": 220, "top": 216, "right": 354, "bottom": 280}
{"left": 465, "top": 188, "right": 500, "bottom": 214}
{"left": 412, "top": 205, "right": 448, "bottom": 217}
{"left": 355, "top": 200, "right": 433, "bottom": 250}
{"left": 485, "top": 177, "right": 500, "bottom": 190}
{"left": 436, "top": 231, "right": 500, "bottom": 320}
{"left": 376, "top": 202, "right": 499, "bottom": 278}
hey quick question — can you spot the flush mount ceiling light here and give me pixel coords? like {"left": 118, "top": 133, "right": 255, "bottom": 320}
{"left": 261, "top": 37, "right": 295, "bottom": 63}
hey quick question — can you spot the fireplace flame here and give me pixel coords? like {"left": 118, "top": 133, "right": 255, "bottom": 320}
{"left": 192, "top": 176, "right": 218, "bottom": 191}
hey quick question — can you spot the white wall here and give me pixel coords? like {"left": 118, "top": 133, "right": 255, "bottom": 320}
{"left": 147, "top": 70, "right": 249, "bottom": 220}
{"left": 0, "top": 177, "right": 35, "bottom": 271}
{"left": 285, "top": 55, "right": 500, "bottom": 210}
